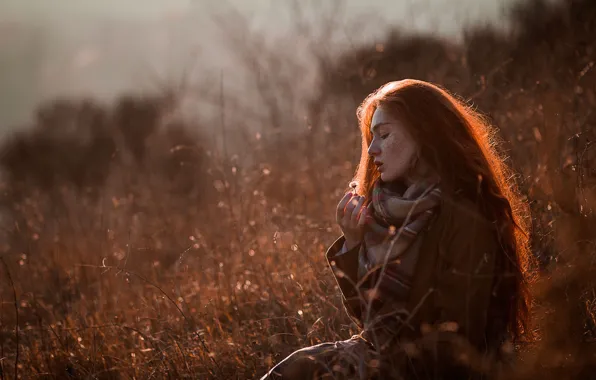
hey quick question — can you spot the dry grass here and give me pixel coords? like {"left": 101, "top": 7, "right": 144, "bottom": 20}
{"left": 1, "top": 0, "right": 596, "bottom": 378}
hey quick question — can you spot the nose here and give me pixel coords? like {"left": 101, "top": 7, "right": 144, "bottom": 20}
{"left": 367, "top": 139, "right": 380, "bottom": 157}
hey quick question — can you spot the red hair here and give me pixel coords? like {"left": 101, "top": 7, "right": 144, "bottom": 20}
{"left": 353, "top": 79, "right": 535, "bottom": 341}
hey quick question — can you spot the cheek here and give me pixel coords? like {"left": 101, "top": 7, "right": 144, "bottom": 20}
{"left": 383, "top": 138, "right": 409, "bottom": 162}
{"left": 383, "top": 138, "right": 416, "bottom": 172}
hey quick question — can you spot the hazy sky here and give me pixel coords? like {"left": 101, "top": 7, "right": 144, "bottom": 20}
{"left": 1, "top": 0, "right": 519, "bottom": 36}
{"left": 0, "top": 0, "right": 547, "bottom": 131}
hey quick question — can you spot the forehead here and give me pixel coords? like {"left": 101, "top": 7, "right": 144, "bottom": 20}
{"left": 371, "top": 106, "right": 400, "bottom": 131}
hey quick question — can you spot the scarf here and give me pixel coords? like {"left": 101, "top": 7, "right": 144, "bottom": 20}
{"left": 357, "top": 178, "right": 442, "bottom": 279}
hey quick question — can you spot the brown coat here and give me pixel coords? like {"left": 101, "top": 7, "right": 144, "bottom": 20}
{"left": 326, "top": 193, "right": 507, "bottom": 375}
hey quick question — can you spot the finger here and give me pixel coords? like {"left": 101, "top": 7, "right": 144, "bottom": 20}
{"left": 357, "top": 207, "right": 368, "bottom": 227}
{"left": 361, "top": 203, "right": 375, "bottom": 226}
{"left": 351, "top": 196, "right": 366, "bottom": 221}
{"left": 345, "top": 195, "right": 360, "bottom": 214}
{"left": 336, "top": 192, "right": 354, "bottom": 222}
{"left": 342, "top": 196, "right": 360, "bottom": 224}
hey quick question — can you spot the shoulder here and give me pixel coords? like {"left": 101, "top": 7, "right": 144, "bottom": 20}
{"left": 438, "top": 193, "right": 495, "bottom": 230}
{"left": 431, "top": 195, "right": 500, "bottom": 278}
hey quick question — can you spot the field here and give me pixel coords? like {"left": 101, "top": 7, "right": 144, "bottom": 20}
{"left": 1, "top": 0, "right": 596, "bottom": 378}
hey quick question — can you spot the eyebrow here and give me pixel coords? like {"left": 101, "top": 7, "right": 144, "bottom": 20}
{"left": 370, "top": 122, "right": 390, "bottom": 134}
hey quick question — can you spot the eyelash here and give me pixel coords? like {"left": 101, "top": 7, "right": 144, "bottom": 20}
{"left": 380, "top": 134, "right": 389, "bottom": 140}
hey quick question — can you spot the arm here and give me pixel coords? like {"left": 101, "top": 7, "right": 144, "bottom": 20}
{"left": 326, "top": 235, "right": 415, "bottom": 333}
{"left": 326, "top": 235, "right": 363, "bottom": 327}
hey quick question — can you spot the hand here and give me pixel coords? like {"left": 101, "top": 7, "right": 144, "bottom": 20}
{"left": 336, "top": 192, "right": 368, "bottom": 250}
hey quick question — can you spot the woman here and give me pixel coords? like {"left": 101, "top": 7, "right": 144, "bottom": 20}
{"left": 261, "top": 79, "right": 535, "bottom": 379}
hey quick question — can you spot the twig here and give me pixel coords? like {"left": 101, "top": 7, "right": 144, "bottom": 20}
{"left": 218, "top": 70, "right": 243, "bottom": 248}
{"left": 174, "top": 340, "right": 191, "bottom": 374}
{"left": 0, "top": 258, "right": 18, "bottom": 380}
{"left": 117, "top": 228, "right": 132, "bottom": 276}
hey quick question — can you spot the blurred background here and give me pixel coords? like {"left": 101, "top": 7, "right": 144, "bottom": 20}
{"left": 0, "top": 0, "right": 594, "bottom": 379}
{"left": 1, "top": 0, "right": 550, "bottom": 132}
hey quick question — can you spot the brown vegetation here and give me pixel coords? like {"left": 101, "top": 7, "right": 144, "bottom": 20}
{"left": 0, "top": 0, "right": 595, "bottom": 378}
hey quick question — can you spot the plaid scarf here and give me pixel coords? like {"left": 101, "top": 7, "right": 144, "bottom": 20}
{"left": 357, "top": 178, "right": 442, "bottom": 279}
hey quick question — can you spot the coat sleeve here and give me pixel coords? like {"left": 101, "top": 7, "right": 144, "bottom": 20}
{"left": 325, "top": 235, "right": 364, "bottom": 327}
{"left": 326, "top": 235, "right": 415, "bottom": 333}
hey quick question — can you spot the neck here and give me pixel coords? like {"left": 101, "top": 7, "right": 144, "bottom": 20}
{"left": 405, "top": 158, "right": 440, "bottom": 187}
{"left": 404, "top": 175, "right": 416, "bottom": 187}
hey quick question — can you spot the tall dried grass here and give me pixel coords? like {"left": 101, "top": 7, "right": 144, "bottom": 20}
{"left": 0, "top": 0, "right": 595, "bottom": 378}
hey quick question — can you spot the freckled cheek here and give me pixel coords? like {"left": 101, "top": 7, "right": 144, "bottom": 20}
{"left": 382, "top": 138, "right": 402, "bottom": 156}
{"left": 383, "top": 140, "right": 412, "bottom": 171}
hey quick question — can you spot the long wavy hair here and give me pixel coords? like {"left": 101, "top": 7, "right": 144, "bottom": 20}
{"left": 353, "top": 79, "right": 535, "bottom": 342}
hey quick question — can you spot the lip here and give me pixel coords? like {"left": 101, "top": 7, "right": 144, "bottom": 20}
{"left": 374, "top": 162, "right": 384, "bottom": 171}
